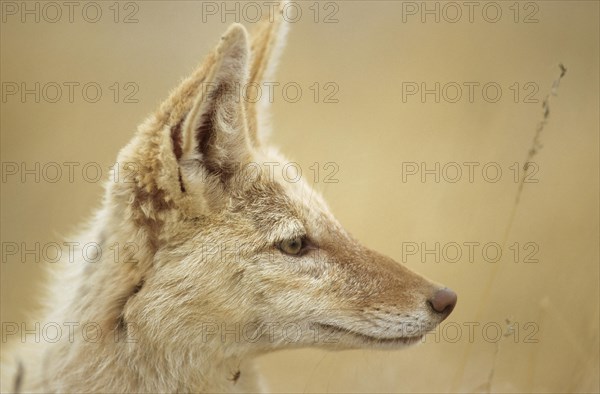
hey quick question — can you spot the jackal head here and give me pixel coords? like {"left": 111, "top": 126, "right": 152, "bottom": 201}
{"left": 108, "top": 13, "right": 456, "bottom": 355}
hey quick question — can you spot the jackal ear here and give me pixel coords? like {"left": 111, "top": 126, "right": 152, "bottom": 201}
{"left": 246, "top": 1, "right": 289, "bottom": 147}
{"left": 176, "top": 23, "right": 252, "bottom": 184}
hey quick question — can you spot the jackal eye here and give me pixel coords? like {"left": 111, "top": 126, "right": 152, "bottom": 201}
{"left": 278, "top": 237, "right": 304, "bottom": 256}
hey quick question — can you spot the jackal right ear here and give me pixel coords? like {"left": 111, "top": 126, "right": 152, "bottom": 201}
{"left": 246, "top": 0, "right": 289, "bottom": 147}
{"left": 169, "top": 24, "right": 252, "bottom": 192}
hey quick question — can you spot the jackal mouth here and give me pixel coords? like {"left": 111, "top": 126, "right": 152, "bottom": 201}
{"left": 316, "top": 323, "right": 424, "bottom": 346}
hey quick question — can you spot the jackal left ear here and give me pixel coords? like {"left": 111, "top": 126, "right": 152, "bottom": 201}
{"left": 177, "top": 23, "right": 252, "bottom": 183}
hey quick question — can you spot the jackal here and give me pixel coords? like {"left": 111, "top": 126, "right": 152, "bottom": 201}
{"left": 2, "top": 4, "right": 456, "bottom": 393}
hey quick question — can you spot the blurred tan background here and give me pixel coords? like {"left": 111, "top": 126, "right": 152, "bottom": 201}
{"left": 1, "top": 1, "right": 598, "bottom": 392}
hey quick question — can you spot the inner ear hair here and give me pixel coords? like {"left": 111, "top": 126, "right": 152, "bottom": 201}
{"left": 170, "top": 120, "right": 188, "bottom": 193}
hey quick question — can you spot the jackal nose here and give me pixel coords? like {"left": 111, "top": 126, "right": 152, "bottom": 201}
{"left": 428, "top": 288, "right": 457, "bottom": 319}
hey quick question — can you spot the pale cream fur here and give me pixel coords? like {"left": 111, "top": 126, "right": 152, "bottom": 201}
{"left": 1, "top": 4, "right": 454, "bottom": 393}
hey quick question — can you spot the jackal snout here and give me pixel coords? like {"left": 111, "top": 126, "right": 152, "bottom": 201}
{"left": 303, "top": 238, "right": 456, "bottom": 348}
